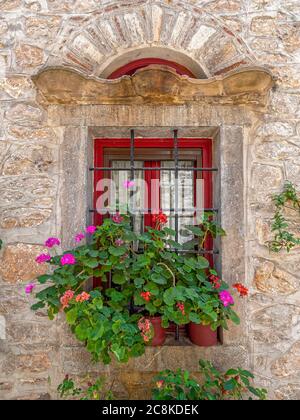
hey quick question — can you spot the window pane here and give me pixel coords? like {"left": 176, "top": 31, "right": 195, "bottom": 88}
{"left": 161, "top": 161, "right": 195, "bottom": 244}
{"left": 111, "top": 160, "right": 144, "bottom": 234}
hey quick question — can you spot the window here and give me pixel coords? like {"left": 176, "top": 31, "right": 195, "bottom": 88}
{"left": 92, "top": 133, "right": 216, "bottom": 257}
{"left": 91, "top": 131, "right": 217, "bottom": 339}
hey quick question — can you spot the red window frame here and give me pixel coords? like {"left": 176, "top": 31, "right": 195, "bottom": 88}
{"left": 93, "top": 138, "right": 213, "bottom": 288}
{"left": 93, "top": 138, "right": 213, "bottom": 223}
{"left": 108, "top": 58, "right": 196, "bottom": 79}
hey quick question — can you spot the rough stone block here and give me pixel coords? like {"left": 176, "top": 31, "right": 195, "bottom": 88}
{"left": 272, "top": 341, "right": 300, "bottom": 378}
{"left": 5, "top": 103, "right": 45, "bottom": 127}
{"left": 14, "top": 44, "right": 45, "bottom": 69}
{"left": 0, "top": 243, "right": 47, "bottom": 283}
{"left": 254, "top": 260, "right": 299, "bottom": 295}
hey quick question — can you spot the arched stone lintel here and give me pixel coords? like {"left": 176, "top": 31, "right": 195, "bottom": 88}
{"left": 98, "top": 46, "right": 207, "bottom": 79}
{"left": 32, "top": 65, "right": 274, "bottom": 107}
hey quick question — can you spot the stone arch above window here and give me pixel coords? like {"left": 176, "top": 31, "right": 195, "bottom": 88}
{"left": 106, "top": 57, "right": 197, "bottom": 79}
{"left": 44, "top": 0, "right": 256, "bottom": 79}
{"left": 100, "top": 48, "right": 205, "bottom": 79}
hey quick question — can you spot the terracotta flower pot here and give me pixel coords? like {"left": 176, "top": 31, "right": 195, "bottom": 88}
{"left": 149, "top": 316, "right": 166, "bottom": 346}
{"left": 188, "top": 322, "right": 218, "bottom": 347}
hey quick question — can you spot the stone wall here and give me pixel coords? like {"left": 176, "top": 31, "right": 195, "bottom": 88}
{"left": 0, "top": 0, "right": 300, "bottom": 400}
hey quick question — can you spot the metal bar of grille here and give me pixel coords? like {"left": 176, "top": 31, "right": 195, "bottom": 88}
{"left": 135, "top": 250, "right": 219, "bottom": 255}
{"left": 174, "top": 129, "right": 180, "bottom": 342}
{"left": 129, "top": 129, "right": 135, "bottom": 315}
{"left": 90, "top": 167, "right": 218, "bottom": 172}
{"left": 130, "top": 129, "right": 135, "bottom": 228}
{"left": 89, "top": 208, "right": 218, "bottom": 213}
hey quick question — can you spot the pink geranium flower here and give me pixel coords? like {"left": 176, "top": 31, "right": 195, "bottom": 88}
{"left": 45, "top": 237, "right": 60, "bottom": 248}
{"left": 123, "top": 180, "right": 135, "bottom": 189}
{"left": 61, "top": 254, "right": 76, "bottom": 266}
{"left": 219, "top": 290, "right": 234, "bottom": 307}
{"left": 60, "top": 290, "right": 74, "bottom": 309}
{"left": 25, "top": 283, "right": 35, "bottom": 295}
{"left": 86, "top": 225, "right": 97, "bottom": 234}
{"left": 112, "top": 212, "right": 124, "bottom": 224}
{"left": 115, "top": 238, "right": 124, "bottom": 247}
{"left": 75, "top": 233, "right": 85, "bottom": 243}
{"left": 36, "top": 253, "right": 51, "bottom": 264}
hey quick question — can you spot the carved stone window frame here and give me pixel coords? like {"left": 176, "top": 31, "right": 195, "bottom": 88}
{"left": 35, "top": 65, "right": 273, "bottom": 364}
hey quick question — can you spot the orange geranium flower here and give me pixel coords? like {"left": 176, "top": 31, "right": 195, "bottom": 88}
{"left": 75, "top": 291, "right": 91, "bottom": 303}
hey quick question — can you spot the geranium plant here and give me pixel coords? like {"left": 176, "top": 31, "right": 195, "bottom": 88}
{"left": 30, "top": 217, "right": 146, "bottom": 363}
{"left": 152, "top": 359, "right": 267, "bottom": 400}
{"left": 57, "top": 375, "right": 114, "bottom": 400}
{"left": 29, "top": 209, "right": 245, "bottom": 360}
{"left": 181, "top": 270, "right": 241, "bottom": 331}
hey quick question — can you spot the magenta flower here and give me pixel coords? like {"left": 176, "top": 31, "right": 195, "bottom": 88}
{"left": 25, "top": 283, "right": 35, "bottom": 295}
{"left": 61, "top": 254, "right": 76, "bottom": 266}
{"left": 45, "top": 237, "right": 60, "bottom": 248}
{"left": 86, "top": 225, "right": 97, "bottom": 234}
{"left": 115, "top": 238, "right": 124, "bottom": 247}
{"left": 219, "top": 290, "right": 234, "bottom": 307}
{"left": 123, "top": 180, "right": 135, "bottom": 189}
{"left": 75, "top": 233, "right": 85, "bottom": 243}
{"left": 36, "top": 253, "right": 51, "bottom": 264}
{"left": 112, "top": 212, "right": 124, "bottom": 224}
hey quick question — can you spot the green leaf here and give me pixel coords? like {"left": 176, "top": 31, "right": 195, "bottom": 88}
{"left": 185, "top": 225, "right": 204, "bottom": 236}
{"left": 134, "top": 278, "right": 145, "bottom": 287}
{"left": 183, "top": 371, "right": 189, "bottom": 382}
{"left": 108, "top": 246, "right": 127, "bottom": 257}
{"left": 145, "top": 302, "right": 156, "bottom": 315}
{"left": 37, "top": 275, "right": 50, "bottom": 284}
{"left": 85, "top": 259, "right": 99, "bottom": 269}
{"left": 66, "top": 308, "right": 78, "bottom": 325}
{"left": 225, "top": 369, "right": 238, "bottom": 376}
{"left": 229, "top": 310, "right": 240, "bottom": 325}
{"left": 150, "top": 273, "right": 167, "bottom": 285}
{"left": 223, "top": 379, "right": 236, "bottom": 391}
{"left": 167, "top": 239, "right": 183, "bottom": 249}
{"left": 111, "top": 344, "right": 126, "bottom": 362}
{"left": 112, "top": 320, "right": 122, "bottom": 334}
{"left": 88, "top": 249, "right": 99, "bottom": 257}
{"left": 75, "top": 322, "right": 89, "bottom": 341}
{"left": 90, "top": 323, "right": 105, "bottom": 341}
{"left": 240, "top": 370, "right": 254, "bottom": 378}
{"left": 145, "top": 282, "right": 159, "bottom": 296}
{"left": 106, "top": 289, "right": 124, "bottom": 303}
{"left": 93, "top": 297, "right": 104, "bottom": 310}
{"left": 196, "top": 257, "right": 210, "bottom": 269}
{"left": 112, "top": 273, "right": 127, "bottom": 285}
{"left": 153, "top": 299, "right": 162, "bottom": 307}
{"left": 31, "top": 301, "right": 45, "bottom": 311}
{"left": 189, "top": 312, "right": 201, "bottom": 324}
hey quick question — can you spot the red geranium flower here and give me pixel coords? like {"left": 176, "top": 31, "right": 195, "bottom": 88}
{"left": 152, "top": 212, "right": 168, "bottom": 225}
{"left": 140, "top": 291, "right": 151, "bottom": 302}
{"left": 233, "top": 283, "right": 249, "bottom": 297}
{"left": 209, "top": 274, "right": 221, "bottom": 289}
{"left": 177, "top": 302, "right": 185, "bottom": 316}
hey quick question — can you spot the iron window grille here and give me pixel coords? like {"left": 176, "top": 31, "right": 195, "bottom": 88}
{"left": 89, "top": 129, "right": 219, "bottom": 341}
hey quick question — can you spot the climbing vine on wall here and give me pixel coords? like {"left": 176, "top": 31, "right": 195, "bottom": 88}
{"left": 267, "top": 181, "right": 300, "bottom": 253}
